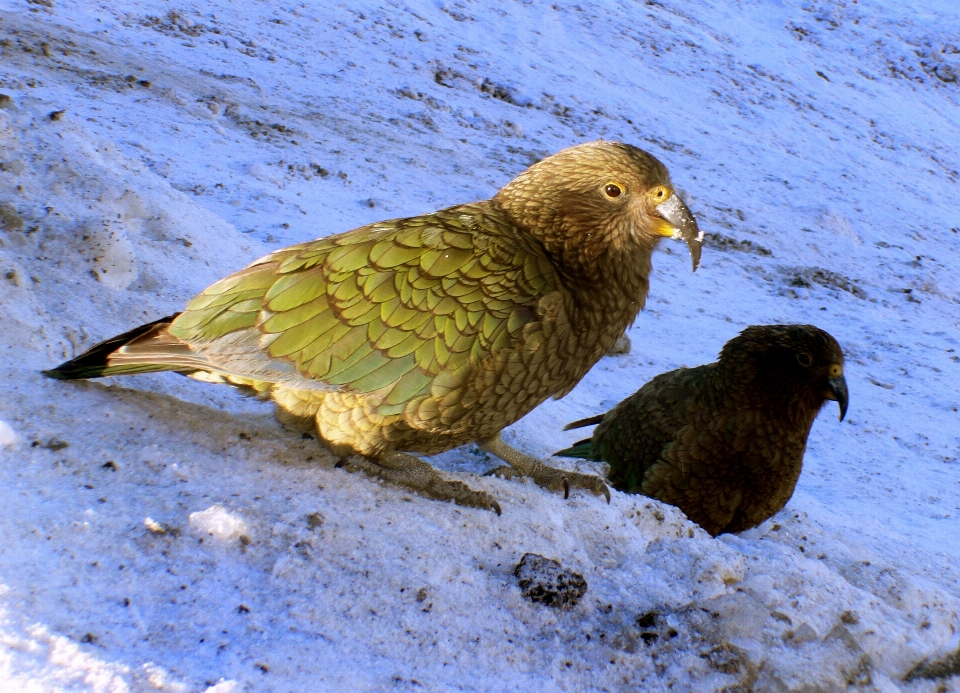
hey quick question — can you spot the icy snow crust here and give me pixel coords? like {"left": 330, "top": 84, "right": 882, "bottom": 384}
{"left": 1, "top": 0, "right": 959, "bottom": 690}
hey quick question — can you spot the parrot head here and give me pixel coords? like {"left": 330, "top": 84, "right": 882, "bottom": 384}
{"left": 494, "top": 140, "right": 702, "bottom": 273}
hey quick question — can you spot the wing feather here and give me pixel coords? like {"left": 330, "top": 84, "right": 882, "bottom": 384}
{"left": 168, "top": 204, "right": 557, "bottom": 420}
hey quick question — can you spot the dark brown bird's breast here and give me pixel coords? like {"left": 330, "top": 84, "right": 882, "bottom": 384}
{"left": 704, "top": 411, "right": 813, "bottom": 535}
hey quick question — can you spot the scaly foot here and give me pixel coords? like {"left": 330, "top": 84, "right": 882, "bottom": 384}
{"left": 478, "top": 433, "right": 610, "bottom": 502}
{"left": 338, "top": 452, "right": 501, "bottom": 515}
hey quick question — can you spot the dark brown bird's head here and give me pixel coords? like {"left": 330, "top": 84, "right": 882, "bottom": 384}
{"left": 493, "top": 141, "right": 702, "bottom": 279}
{"left": 719, "top": 324, "right": 849, "bottom": 422}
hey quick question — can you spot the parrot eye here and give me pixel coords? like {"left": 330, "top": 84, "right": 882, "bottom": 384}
{"left": 796, "top": 352, "right": 812, "bottom": 367}
{"left": 603, "top": 183, "right": 623, "bottom": 198}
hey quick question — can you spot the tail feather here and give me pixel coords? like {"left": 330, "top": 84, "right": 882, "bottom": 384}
{"left": 556, "top": 412, "right": 605, "bottom": 459}
{"left": 554, "top": 439, "right": 595, "bottom": 459}
{"left": 562, "top": 413, "right": 605, "bottom": 431}
{"left": 44, "top": 315, "right": 191, "bottom": 380}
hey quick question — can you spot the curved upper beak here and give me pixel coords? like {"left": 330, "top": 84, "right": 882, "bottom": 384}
{"left": 655, "top": 193, "right": 702, "bottom": 272}
{"left": 824, "top": 375, "right": 849, "bottom": 422}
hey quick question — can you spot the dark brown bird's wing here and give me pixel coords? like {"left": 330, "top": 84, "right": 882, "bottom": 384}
{"left": 588, "top": 364, "right": 755, "bottom": 535}
{"left": 592, "top": 366, "right": 711, "bottom": 491}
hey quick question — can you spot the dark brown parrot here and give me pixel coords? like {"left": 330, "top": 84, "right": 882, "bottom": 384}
{"left": 45, "top": 141, "right": 702, "bottom": 513}
{"left": 557, "top": 325, "right": 848, "bottom": 534}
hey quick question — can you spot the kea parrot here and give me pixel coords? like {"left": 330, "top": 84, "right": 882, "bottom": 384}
{"left": 557, "top": 325, "right": 849, "bottom": 534}
{"left": 46, "top": 141, "right": 702, "bottom": 514}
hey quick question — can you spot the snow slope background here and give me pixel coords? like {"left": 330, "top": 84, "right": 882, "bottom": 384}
{"left": 1, "top": 0, "right": 960, "bottom": 690}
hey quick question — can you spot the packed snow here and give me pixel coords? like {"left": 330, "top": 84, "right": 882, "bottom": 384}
{"left": 1, "top": 0, "right": 959, "bottom": 690}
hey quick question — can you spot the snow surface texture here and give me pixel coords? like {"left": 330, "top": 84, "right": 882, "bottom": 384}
{"left": 1, "top": 0, "right": 959, "bottom": 690}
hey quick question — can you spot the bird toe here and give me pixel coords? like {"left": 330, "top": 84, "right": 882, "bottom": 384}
{"left": 482, "top": 464, "right": 517, "bottom": 480}
{"left": 559, "top": 469, "right": 611, "bottom": 503}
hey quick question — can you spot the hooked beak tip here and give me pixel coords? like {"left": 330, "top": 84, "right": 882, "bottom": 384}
{"left": 656, "top": 194, "right": 702, "bottom": 272}
{"left": 826, "top": 375, "right": 849, "bottom": 422}
{"left": 686, "top": 231, "right": 703, "bottom": 272}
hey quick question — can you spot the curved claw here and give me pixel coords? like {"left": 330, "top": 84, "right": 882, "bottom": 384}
{"left": 601, "top": 483, "right": 611, "bottom": 504}
{"left": 562, "top": 477, "right": 570, "bottom": 500}
{"left": 490, "top": 500, "right": 502, "bottom": 516}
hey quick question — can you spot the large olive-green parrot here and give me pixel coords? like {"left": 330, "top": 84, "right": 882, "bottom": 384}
{"left": 46, "top": 141, "right": 701, "bottom": 513}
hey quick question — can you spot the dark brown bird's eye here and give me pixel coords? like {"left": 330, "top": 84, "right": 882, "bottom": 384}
{"left": 604, "top": 184, "right": 622, "bottom": 198}
{"left": 656, "top": 189, "right": 664, "bottom": 198}
{"left": 796, "top": 352, "right": 812, "bottom": 367}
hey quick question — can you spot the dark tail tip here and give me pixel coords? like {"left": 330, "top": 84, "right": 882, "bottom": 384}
{"left": 43, "top": 366, "right": 86, "bottom": 380}
{"left": 43, "top": 315, "right": 178, "bottom": 380}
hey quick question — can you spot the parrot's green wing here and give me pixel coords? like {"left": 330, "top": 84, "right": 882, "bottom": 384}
{"left": 169, "top": 204, "right": 558, "bottom": 417}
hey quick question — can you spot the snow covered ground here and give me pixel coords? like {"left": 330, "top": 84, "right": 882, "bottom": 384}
{"left": 1, "top": 0, "right": 959, "bottom": 689}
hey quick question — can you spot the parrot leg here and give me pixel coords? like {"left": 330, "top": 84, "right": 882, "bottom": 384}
{"left": 339, "top": 452, "right": 502, "bottom": 515}
{"left": 478, "top": 433, "right": 611, "bottom": 503}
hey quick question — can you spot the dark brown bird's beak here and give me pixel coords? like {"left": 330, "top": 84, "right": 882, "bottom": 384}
{"left": 655, "top": 193, "right": 702, "bottom": 272}
{"left": 824, "top": 375, "right": 849, "bottom": 422}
